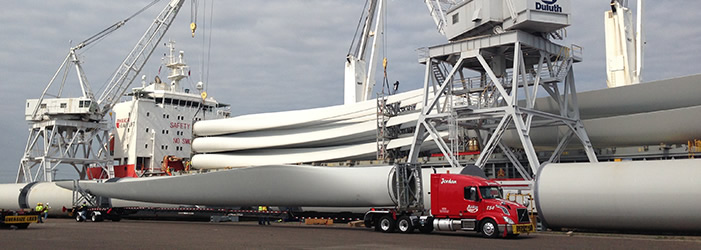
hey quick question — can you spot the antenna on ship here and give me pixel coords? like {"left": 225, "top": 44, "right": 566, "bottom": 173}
{"left": 165, "top": 40, "right": 189, "bottom": 92}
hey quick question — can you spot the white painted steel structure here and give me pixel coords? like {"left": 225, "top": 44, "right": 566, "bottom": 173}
{"left": 17, "top": 0, "right": 186, "bottom": 183}
{"left": 408, "top": 0, "right": 596, "bottom": 180}
{"left": 605, "top": 0, "right": 644, "bottom": 87}
{"left": 344, "top": 0, "right": 385, "bottom": 104}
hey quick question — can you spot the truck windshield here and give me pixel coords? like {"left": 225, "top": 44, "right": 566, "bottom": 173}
{"left": 479, "top": 186, "right": 503, "bottom": 199}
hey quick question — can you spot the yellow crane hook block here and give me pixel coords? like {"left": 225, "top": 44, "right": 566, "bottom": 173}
{"left": 190, "top": 22, "right": 197, "bottom": 37}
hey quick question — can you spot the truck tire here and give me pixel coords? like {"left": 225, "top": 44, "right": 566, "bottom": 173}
{"left": 480, "top": 219, "right": 499, "bottom": 238}
{"left": 17, "top": 223, "right": 29, "bottom": 229}
{"left": 397, "top": 216, "right": 414, "bottom": 234}
{"left": 378, "top": 215, "right": 396, "bottom": 233}
{"left": 91, "top": 212, "right": 104, "bottom": 222}
{"left": 75, "top": 214, "right": 84, "bottom": 222}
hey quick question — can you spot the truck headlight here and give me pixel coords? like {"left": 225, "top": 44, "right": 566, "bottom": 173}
{"left": 503, "top": 216, "right": 514, "bottom": 225}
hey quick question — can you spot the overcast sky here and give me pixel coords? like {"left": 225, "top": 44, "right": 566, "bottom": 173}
{"left": 1, "top": 0, "right": 700, "bottom": 183}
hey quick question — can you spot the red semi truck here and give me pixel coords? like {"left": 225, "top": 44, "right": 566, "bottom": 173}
{"left": 364, "top": 173, "right": 534, "bottom": 238}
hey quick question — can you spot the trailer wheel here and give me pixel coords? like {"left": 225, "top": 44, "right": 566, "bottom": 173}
{"left": 480, "top": 219, "right": 499, "bottom": 238}
{"left": 91, "top": 212, "right": 104, "bottom": 222}
{"left": 397, "top": 216, "right": 414, "bottom": 234}
{"left": 378, "top": 215, "right": 396, "bottom": 233}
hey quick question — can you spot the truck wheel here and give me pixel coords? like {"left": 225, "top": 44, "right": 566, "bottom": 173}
{"left": 378, "top": 215, "right": 396, "bottom": 233}
{"left": 418, "top": 218, "right": 433, "bottom": 234}
{"left": 480, "top": 219, "right": 499, "bottom": 238}
{"left": 397, "top": 216, "right": 414, "bottom": 234}
{"left": 17, "top": 223, "right": 29, "bottom": 229}
{"left": 75, "top": 214, "right": 84, "bottom": 222}
{"left": 91, "top": 212, "right": 103, "bottom": 222}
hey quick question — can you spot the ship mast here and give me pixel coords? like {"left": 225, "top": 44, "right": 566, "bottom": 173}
{"left": 164, "top": 40, "right": 190, "bottom": 92}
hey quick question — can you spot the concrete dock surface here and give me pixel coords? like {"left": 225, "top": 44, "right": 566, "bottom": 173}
{"left": 2, "top": 218, "right": 700, "bottom": 249}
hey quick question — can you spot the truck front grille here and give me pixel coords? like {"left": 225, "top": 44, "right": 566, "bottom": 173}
{"left": 517, "top": 208, "right": 530, "bottom": 223}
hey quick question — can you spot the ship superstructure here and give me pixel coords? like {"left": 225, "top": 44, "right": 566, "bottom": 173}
{"left": 108, "top": 41, "right": 230, "bottom": 177}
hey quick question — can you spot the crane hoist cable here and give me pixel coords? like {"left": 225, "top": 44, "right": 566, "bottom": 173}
{"left": 381, "top": 0, "right": 392, "bottom": 95}
{"left": 348, "top": 0, "right": 371, "bottom": 59}
{"left": 77, "top": 0, "right": 161, "bottom": 50}
{"left": 191, "top": 0, "right": 198, "bottom": 37}
{"left": 90, "top": 0, "right": 164, "bottom": 101}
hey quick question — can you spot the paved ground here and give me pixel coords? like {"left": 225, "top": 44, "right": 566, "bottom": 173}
{"left": 2, "top": 219, "right": 700, "bottom": 249}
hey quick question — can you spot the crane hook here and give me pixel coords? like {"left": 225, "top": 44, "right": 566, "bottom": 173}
{"left": 190, "top": 22, "right": 197, "bottom": 37}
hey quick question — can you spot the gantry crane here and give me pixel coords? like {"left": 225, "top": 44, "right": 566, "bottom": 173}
{"left": 17, "top": 0, "right": 187, "bottom": 183}
{"left": 409, "top": 0, "right": 598, "bottom": 180}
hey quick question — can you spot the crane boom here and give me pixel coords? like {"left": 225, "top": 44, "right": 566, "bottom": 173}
{"left": 605, "top": 0, "right": 644, "bottom": 87}
{"left": 96, "top": 0, "right": 185, "bottom": 119}
{"left": 17, "top": 0, "right": 187, "bottom": 183}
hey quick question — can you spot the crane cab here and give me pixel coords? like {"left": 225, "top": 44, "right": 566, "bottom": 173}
{"left": 25, "top": 97, "right": 98, "bottom": 121}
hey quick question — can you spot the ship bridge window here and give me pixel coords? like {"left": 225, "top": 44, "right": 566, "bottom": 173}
{"left": 60, "top": 103, "right": 67, "bottom": 108}
{"left": 452, "top": 13, "right": 459, "bottom": 24}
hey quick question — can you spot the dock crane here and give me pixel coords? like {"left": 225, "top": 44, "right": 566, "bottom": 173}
{"left": 344, "top": 0, "right": 386, "bottom": 105}
{"left": 605, "top": 0, "right": 644, "bottom": 87}
{"left": 17, "top": 0, "right": 187, "bottom": 183}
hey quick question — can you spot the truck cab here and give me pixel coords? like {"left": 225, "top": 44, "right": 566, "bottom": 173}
{"left": 429, "top": 173, "right": 533, "bottom": 237}
{"left": 364, "top": 173, "right": 534, "bottom": 238}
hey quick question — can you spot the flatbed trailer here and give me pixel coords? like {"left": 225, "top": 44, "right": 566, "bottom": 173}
{"left": 71, "top": 206, "right": 290, "bottom": 222}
